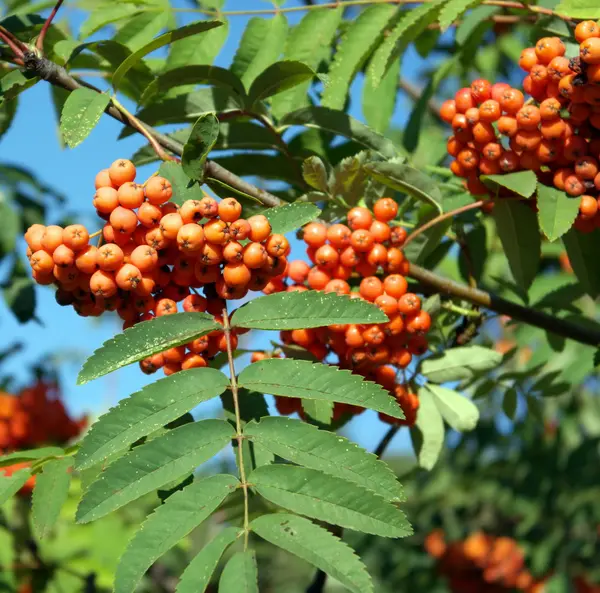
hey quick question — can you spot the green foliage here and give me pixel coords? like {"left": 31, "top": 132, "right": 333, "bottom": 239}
{"left": 77, "top": 313, "right": 219, "bottom": 384}
{"left": 76, "top": 420, "right": 234, "bottom": 523}
{"left": 75, "top": 368, "right": 230, "bottom": 470}
{"left": 251, "top": 513, "right": 374, "bottom": 593}
{"left": 562, "top": 229, "right": 600, "bottom": 298}
{"left": 0, "top": 447, "right": 64, "bottom": 468}
{"left": 420, "top": 345, "right": 502, "bottom": 383}
{"left": 413, "top": 386, "right": 445, "bottom": 470}
{"left": 262, "top": 202, "right": 321, "bottom": 234}
{"left": 158, "top": 161, "right": 204, "bottom": 205}
{"left": 59, "top": 88, "right": 110, "bottom": 148}
{"left": 0, "top": 467, "right": 31, "bottom": 504}
{"left": 182, "top": 113, "right": 220, "bottom": 181}
{"left": 177, "top": 527, "right": 241, "bottom": 593}
{"left": 115, "top": 474, "right": 239, "bottom": 593}
{"left": 537, "top": 183, "right": 581, "bottom": 242}
{"left": 250, "top": 464, "right": 411, "bottom": 537}
{"left": 245, "top": 417, "right": 404, "bottom": 502}
{"left": 231, "top": 290, "right": 387, "bottom": 330}
{"left": 218, "top": 550, "right": 259, "bottom": 593}
{"left": 422, "top": 384, "right": 480, "bottom": 432}
{"left": 247, "top": 61, "right": 316, "bottom": 107}
{"left": 481, "top": 170, "right": 538, "bottom": 199}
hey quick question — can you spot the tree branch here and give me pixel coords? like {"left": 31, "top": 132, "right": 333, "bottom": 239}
{"left": 36, "top": 0, "right": 65, "bottom": 53}
{"left": 408, "top": 263, "right": 600, "bottom": 347}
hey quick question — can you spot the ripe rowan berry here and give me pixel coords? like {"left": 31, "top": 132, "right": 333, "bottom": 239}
{"left": 41, "top": 225, "right": 64, "bottom": 254}
{"left": 52, "top": 244, "right": 75, "bottom": 268}
{"left": 177, "top": 223, "right": 205, "bottom": 253}
{"left": 247, "top": 215, "right": 272, "bottom": 242}
{"left": 130, "top": 245, "right": 158, "bottom": 272}
{"left": 115, "top": 263, "right": 142, "bottom": 291}
{"left": 229, "top": 218, "right": 251, "bottom": 241}
{"left": 439, "top": 99, "right": 457, "bottom": 123}
{"left": 90, "top": 270, "right": 117, "bottom": 298}
{"left": 108, "top": 159, "right": 136, "bottom": 187}
{"left": 117, "top": 182, "right": 144, "bottom": 209}
{"left": 110, "top": 206, "right": 138, "bottom": 235}
{"left": 145, "top": 176, "right": 172, "bottom": 205}
{"left": 350, "top": 229, "right": 375, "bottom": 252}
{"left": 97, "top": 243, "right": 124, "bottom": 271}
{"left": 347, "top": 207, "right": 373, "bottom": 230}
{"left": 218, "top": 198, "right": 242, "bottom": 222}
{"left": 373, "top": 198, "right": 398, "bottom": 222}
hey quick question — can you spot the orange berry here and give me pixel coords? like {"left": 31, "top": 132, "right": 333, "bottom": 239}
{"left": 62, "top": 225, "right": 89, "bottom": 251}
{"left": 144, "top": 176, "right": 172, "bottom": 205}
{"left": 93, "top": 186, "right": 119, "bottom": 214}
{"left": 115, "top": 263, "right": 142, "bottom": 291}
{"left": 350, "top": 229, "right": 374, "bottom": 252}
{"left": 75, "top": 245, "right": 98, "bottom": 274}
{"left": 405, "top": 310, "right": 431, "bottom": 333}
{"left": 324, "top": 279, "right": 350, "bottom": 295}
{"left": 117, "top": 182, "right": 145, "bottom": 209}
{"left": 347, "top": 206, "right": 373, "bottom": 230}
{"left": 130, "top": 245, "right": 158, "bottom": 272}
{"left": 303, "top": 222, "right": 327, "bottom": 247}
{"left": 181, "top": 353, "right": 207, "bottom": 370}
{"left": 374, "top": 293, "right": 398, "bottom": 316}
{"left": 29, "top": 249, "right": 54, "bottom": 274}
{"left": 145, "top": 226, "right": 170, "bottom": 250}
{"left": 223, "top": 262, "right": 251, "bottom": 287}
{"left": 439, "top": 99, "right": 457, "bottom": 123}
{"left": 499, "top": 88, "right": 524, "bottom": 114}
{"left": 218, "top": 198, "right": 242, "bottom": 222}
{"left": 373, "top": 198, "right": 398, "bottom": 222}
{"left": 177, "top": 223, "right": 205, "bottom": 253}
{"left": 314, "top": 244, "right": 339, "bottom": 269}
{"left": 41, "top": 225, "right": 64, "bottom": 254}
{"left": 535, "top": 37, "right": 565, "bottom": 64}
{"left": 370, "top": 220, "right": 391, "bottom": 243}
{"left": 390, "top": 227, "right": 407, "bottom": 246}
{"left": 307, "top": 266, "right": 331, "bottom": 290}
{"left": 383, "top": 274, "right": 408, "bottom": 298}
{"left": 203, "top": 219, "right": 230, "bottom": 244}
{"left": 182, "top": 294, "right": 207, "bottom": 313}
{"left": 95, "top": 169, "right": 115, "bottom": 189}
{"left": 454, "top": 87, "right": 475, "bottom": 112}
{"left": 265, "top": 234, "right": 290, "bottom": 258}
{"left": 160, "top": 212, "right": 184, "bottom": 241}
{"left": 247, "top": 215, "right": 272, "bottom": 242}
{"left": 108, "top": 159, "right": 136, "bottom": 187}
{"left": 89, "top": 270, "right": 117, "bottom": 298}
{"left": 223, "top": 240, "right": 244, "bottom": 263}
{"left": 519, "top": 47, "right": 538, "bottom": 71}
{"left": 156, "top": 298, "right": 178, "bottom": 316}
{"left": 366, "top": 243, "right": 388, "bottom": 267}
{"left": 580, "top": 37, "right": 600, "bottom": 64}
{"left": 243, "top": 242, "right": 268, "bottom": 269}
{"left": 52, "top": 244, "right": 75, "bottom": 268}
{"left": 398, "top": 293, "right": 421, "bottom": 315}
{"left": 97, "top": 243, "right": 124, "bottom": 271}
{"left": 199, "top": 242, "right": 223, "bottom": 266}
{"left": 110, "top": 206, "right": 138, "bottom": 235}
{"left": 359, "top": 276, "right": 384, "bottom": 301}
{"left": 579, "top": 194, "right": 598, "bottom": 219}
{"left": 229, "top": 218, "right": 251, "bottom": 241}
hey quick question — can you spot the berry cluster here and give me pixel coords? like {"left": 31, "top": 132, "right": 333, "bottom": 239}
{"left": 425, "top": 530, "right": 546, "bottom": 593}
{"left": 441, "top": 25, "right": 600, "bottom": 232}
{"left": 25, "top": 159, "right": 289, "bottom": 376}
{"left": 255, "top": 199, "right": 430, "bottom": 426}
{"left": 0, "top": 380, "right": 86, "bottom": 495}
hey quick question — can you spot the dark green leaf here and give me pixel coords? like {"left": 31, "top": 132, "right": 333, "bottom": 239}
{"left": 363, "top": 58, "right": 400, "bottom": 135}
{"left": 493, "top": 200, "right": 541, "bottom": 291}
{"left": 280, "top": 107, "right": 397, "bottom": 159}
{"left": 481, "top": 171, "right": 537, "bottom": 198}
{"left": 0, "top": 199, "right": 19, "bottom": 254}
{"left": 0, "top": 447, "right": 63, "bottom": 469}
{"left": 0, "top": 468, "right": 31, "bottom": 504}
{"left": 231, "top": 290, "right": 387, "bottom": 330}
{"left": 182, "top": 113, "right": 219, "bottom": 181}
{"left": 115, "top": 474, "right": 239, "bottom": 593}
{"left": 249, "top": 465, "right": 411, "bottom": 537}
{"left": 32, "top": 458, "right": 72, "bottom": 539}
{"left": 237, "top": 359, "right": 403, "bottom": 418}
{"left": 158, "top": 161, "right": 204, "bottom": 206}
{"left": 301, "top": 399, "right": 334, "bottom": 425}
{"left": 248, "top": 61, "right": 315, "bottom": 107}
{"left": 112, "top": 20, "right": 224, "bottom": 91}
{"left": 503, "top": 387, "right": 518, "bottom": 419}
{"left": 59, "top": 88, "right": 110, "bottom": 149}
{"left": 536, "top": 183, "right": 581, "bottom": 242}
{"left": 363, "top": 161, "right": 443, "bottom": 213}
{"left": 4, "top": 275, "right": 36, "bottom": 324}
{"left": 177, "top": 527, "right": 241, "bottom": 593}
{"left": 75, "top": 368, "right": 230, "bottom": 470}
{"left": 78, "top": 313, "right": 219, "bottom": 384}
{"left": 76, "top": 420, "right": 234, "bottom": 523}
{"left": 302, "top": 156, "right": 329, "bottom": 192}
{"left": 218, "top": 551, "right": 258, "bottom": 593}
{"left": 439, "top": 0, "right": 484, "bottom": 30}
{"left": 251, "top": 514, "right": 373, "bottom": 593}
{"left": 79, "top": 5, "right": 138, "bottom": 39}
{"left": 0, "top": 99, "right": 17, "bottom": 139}
{"left": 413, "top": 386, "right": 445, "bottom": 470}
{"left": 245, "top": 417, "right": 403, "bottom": 502}
{"left": 562, "top": 228, "right": 600, "bottom": 298}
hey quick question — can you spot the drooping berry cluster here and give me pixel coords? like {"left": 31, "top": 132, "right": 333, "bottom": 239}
{"left": 425, "top": 530, "right": 546, "bottom": 593}
{"left": 441, "top": 25, "right": 600, "bottom": 232}
{"left": 0, "top": 380, "right": 86, "bottom": 494}
{"left": 254, "top": 199, "right": 430, "bottom": 426}
{"left": 25, "top": 159, "right": 289, "bottom": 376}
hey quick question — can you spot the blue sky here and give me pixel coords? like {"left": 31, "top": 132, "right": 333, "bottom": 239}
{"left": 0, "top": 0, "right": 437, "bottom": 456}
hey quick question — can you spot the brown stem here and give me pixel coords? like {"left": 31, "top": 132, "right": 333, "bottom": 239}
{"left": 36, "top": 0, "right": 65, "bottom": 53}
{"left": 222, "top": 308, "right": 250, "bottom": 549}
{"left": 399, "top": 79, "right": 443, "bottom": 119}
{"left": 19, "top": 51, "right": 285, "bottom": 209}
{"left": 374, "top": 425, "right": 400, "bottom": 458}
{"left": 408, "top": 263, "right": 600, "bottom": 347}
{"left": 404, "top": 200, "right": 485, "bottom": 247}
{"left": 0, "top": 27, "right": 25, "bottom": 60}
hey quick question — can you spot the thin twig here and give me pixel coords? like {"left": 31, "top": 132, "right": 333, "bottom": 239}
{"left": 223, "top": 308, "right": 250, "bottom": 550}
{"left": 111, "top": 95, "right": 179, "bottom": 163}
{"left": 36, "top": 0, "right": 65, "bottom": 53}
{"left": 374, "top": 425, "right": 400, "bottom": 458}
{"left": 0, "top": 27, "right": 26, "bottom": 60}
{"left": 399, "top": 79, "right": 443, "bottom": 119}
{"left": 404, "top": 200, "right": 485, "bottom": 247}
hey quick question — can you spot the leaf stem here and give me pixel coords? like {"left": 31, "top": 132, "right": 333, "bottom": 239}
{"left": 442, "top": 302, "right": 482, "bottom": 318}
{"left": 35, "top": 0, "right": 65, "bottom": 53}
{"left": 404, "top": 200, "right": 485, "bottom": 247}
{"left": 110, "top": 95, "right": 179, "bottom": 163}
{"left": 222, "top": 308, "right": 250, "bottom": 550}
{"left": 374, "top": 425, "right": 400, "bottom": 458}
{"left": 0, "top": 26, "right": 26, "bottom": 60}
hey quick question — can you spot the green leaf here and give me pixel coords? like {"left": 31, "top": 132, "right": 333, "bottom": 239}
{"left": 176, "top": 527, "right": 241, "bottom": 593}
{"left": 322, "top": 5, "right": 396, "bottom": 110}
{"left": 231, "top": 15, "right": 288, "bottom": 89}
{"left": 403, "top": 216, "right": 450, "bottom": 265}
{"left": 114, "top": 474, "right": 238, "bottom": 593}
{"left": 245, "top": 417, "right": 403, "bottom": 502}
{"left": 77, "top": 312, "right": 219, "bottom": 385}
{"left": 238, "top": 359, "right": 403, "bottom": 419}
{"left": 271, "top": 7, "right": 343, "bottom": 119}
{"left": 247, "top": 61, "right": 315, "bottom": 107}
{"left": 0, "top": 447, "right": 64, "bottom": 469}
{"left": 251, "top": 514, "right": 373, "bottom": 593}
{"left": 301, "top": 156, "right": 329, "bottom": 193}
{"left": 140, "top": 65, "right": 246, "bottom": 106}
{"left": 413, "top": 386, "right": 445, "bottom": 470}
{"left": 75, "top": 368, "right": 230, "bottom": 470}
{"left": 492, "top": 200, "right": 541, "bottom": 291}
{"left": 59, "top": 88, "right": 110, "bottom": 149}
{"left": 363, "top": 161, "right": 443, "bottom": 213}
{"left": 158, "top": 161, "right": 203, "bottom": 206}
{"left": 439, "top": 0, "right": 484, "bottom": 30}
{"left": 562, "top": 228, "right": 600, "bottom": 298}
{"left": 362, "top": 56, "right": 400, "bottom": 135}
{"left": 330, "top": 151, "right": 370, "bottom": 205}
{"left": 0, "top": 99, "right": 17, "bottom": 139}
{"left": 280, "top": 107, "right": 397, "bottom": 159}
{"left": 78, "top": 4, "right": 139, "bottom": 39}
{"left": 423, "top": 384, "right": 480, "bottom": 432}
{"left": 0, "top": 200, "right": 19, "bottom": 255}
{"left": 4, "top": 274, "right": 36, "bottom": 324}
{"left": 536, "top": 183, "right": 581, "bottom": 242}
{"left": 77, "top": 420, "right": 234, "bottom": 523}
{"left": 367, "top": 0, "right": 447, "bottom": 86}
{"left": 262, "top": 203, "right": 321, "bottom": 235}
{"left": 182, "top": 113, "right": 219, "bottom": 182}
{"left": 481, "top": 171, "right": 537, "bottom": 199}
{"left": 112, "top": 20, "right": 223, "bottom": 91}
{"left": 0, "top": 70, "right": 37, "bottom": 101}
{"left": 249, "top": 465, "right": 411, "bottom": 537}
{"left": 166, "top": 19, "right": 229, "bottom": 71}
{"left": 503, "top": 387, "right": 518, "bottom": 419}
{"left": 231, "top": 291, "right": 387, "bottom": 330}
{"left": 0, "top": 468, "right": 31, "bottom": 504}
{"left": 554, "top": 0, "right": 600, "bottom": 19}
{"left": 420, "top": 345, "right": 502, "bottom": 383}
{"left": 218, "top": 551, "right": 258, "bottom": 593}
{"left": 301, "top": 399, "right": 334, "bottom": 425}
{"left": 32, "top": 458, "right": 72, "bottom": 539}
